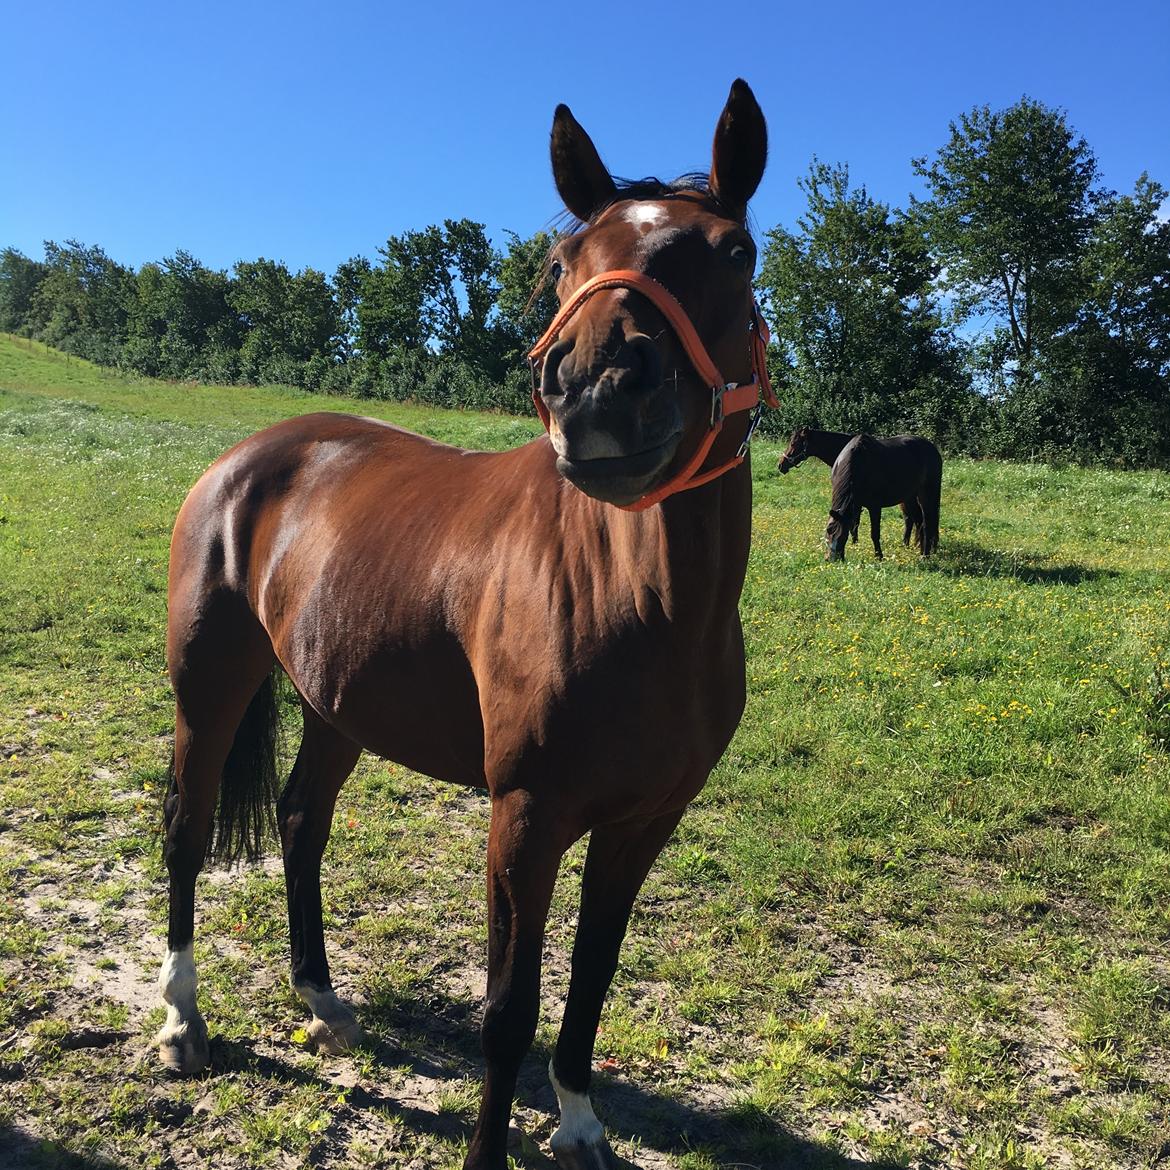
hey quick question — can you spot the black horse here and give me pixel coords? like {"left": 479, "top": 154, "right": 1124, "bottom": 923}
{"left": 824, "top": 434, "right": 942, "bottom": 561}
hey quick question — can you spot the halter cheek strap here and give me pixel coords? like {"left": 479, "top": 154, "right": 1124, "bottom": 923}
{"left": 527, "top": 269, "right": 779, "bottom": 512}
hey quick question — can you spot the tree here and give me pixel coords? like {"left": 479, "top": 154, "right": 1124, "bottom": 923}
{"left": 333, "top": 256, "right": 371, "bottom": 362}
{"left": 230, "top": 259, "right": 340, "bottom": 375}
{"left": 0, "top": 248, "right": 48, "bottom": 333}
{"left": 357, "top": 219, "right": 504, "bottom": 372}
{"left": 495, "top": 230, "right": 558, "bottom": 365}
{"left": 1082, "top": 173, "right": 1170, "bottom": 373}
{"left": 758, "top": 160, "right": 972, "bottom": 440}
{"left": 28, "top": 240, "right": 134, "bottom": 363}
{"left": 124, "top": 251, "right": 239, "bottom": 377}
{"left": 1004, "top": 174, "right": 1170, "bottom": 465}
{"left": 912, "top": 97, "right": 1099, "bottom": 366}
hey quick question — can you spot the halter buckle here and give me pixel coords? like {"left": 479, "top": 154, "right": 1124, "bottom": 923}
{"left": 711, "top": 383, "right": 736, "bottom": 427}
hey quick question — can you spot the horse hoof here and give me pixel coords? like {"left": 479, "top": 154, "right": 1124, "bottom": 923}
{"left": 550, "top": 1136, "right": 619, "bottom": 1170}
{"left": 157, "top": 1016, "right": 209, "bottom": 1077}
{"left": 307, "top": 1011, "right": 364, "bottom": 1055}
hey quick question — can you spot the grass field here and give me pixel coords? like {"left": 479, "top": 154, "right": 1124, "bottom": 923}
{"left": 0, "top": 333, "right": 1168, "bottom": 1170}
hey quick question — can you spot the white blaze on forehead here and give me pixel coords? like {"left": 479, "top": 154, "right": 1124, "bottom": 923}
{"left": 624, "top": 203, "right": 666, "bottom": 229}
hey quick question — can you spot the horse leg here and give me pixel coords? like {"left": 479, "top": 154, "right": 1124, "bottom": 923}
{"left": 549, "top": 809, "right": 684, "bottom": 1170}
{"left": 465, "top": 790, "right": 564, "bottom": 1170}
{"left": 901, "top": 500, "right": 922, "bottom": 549}
{"left": 869, "top": 507, "right": 883, "bottom": 559}
{"left": 279, "top": 703, "right": 364, "bottom": 1053}
{"left": 157, "top": 617, "right": 275, "bottom": 1075}
{"left": 921, "top": 473, "right": 942, "bottom": 556}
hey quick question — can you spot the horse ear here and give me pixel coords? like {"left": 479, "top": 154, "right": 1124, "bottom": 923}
{"left": 709, "top": 79, "right": 767, "bottom": 221}
{"left": 551, "top": 104, "right": 618, "bottom": 222}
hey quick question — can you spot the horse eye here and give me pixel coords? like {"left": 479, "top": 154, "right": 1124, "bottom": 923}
{"left": 729, "top": 244, "right": 752, "bottom": 269}
{"left": 549, "top": 260, "right": 564, "bottom": 282}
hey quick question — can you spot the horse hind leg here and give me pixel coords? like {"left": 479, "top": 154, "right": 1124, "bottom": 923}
{"left": 278, "top": 703, "right": 363, "bottom": 1053}
{"left": 901, "top": 500, "right": 924, "bottom": 549}
{"left": 158, "top": 615, "right": 278, "bottom": 1075}
{"left": 920, "top": 471, "right": 942, "bottom": 556}
{"left": 869, "top": 506, "right": 883, "bottom": 559}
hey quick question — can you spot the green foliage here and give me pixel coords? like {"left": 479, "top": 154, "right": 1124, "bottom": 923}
{"left": 911, "top": 97, "right": 1168, "bottom": 466}
{"left": 1, "top": 96, "right": 1166, "bottom": 466}
{"left": 123, "top": 250, "right": 240, "bottom": 378}
{"left": 27, "top": 240, "right": 134, "bottom": 365}
{"left": 230, "top": 258, "right": 341, "bottom": 375}
{"left": 0, "top": 247, "right": 47, "bottom": 332}
{"left": 912, "top": 97, "right": 1099, "bottom": 363}
{"left": 992, "top": 174, "right": 1170, "bottom": 466}
{"left": 758, "top": 160, "right": 975, "bottom": 446}
{"left": 495, "top": 229, "right": 557, "bottom": 362}
{"left": 358, "top": 218, "right": 506, "bottom": 374}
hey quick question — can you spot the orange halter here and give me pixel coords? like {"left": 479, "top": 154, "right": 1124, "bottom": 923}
{"left": 527, "top": 269, "right": 779, "bottom": 512}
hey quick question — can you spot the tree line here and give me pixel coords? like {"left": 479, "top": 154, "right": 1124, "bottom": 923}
{"left": 2, "top": 97, "right": 1167, "bottom": 467}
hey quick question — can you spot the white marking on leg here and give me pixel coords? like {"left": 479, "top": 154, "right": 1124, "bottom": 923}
{"left": 549, "top": 1060, "right": 605, "bottom": 1151}
{"left": 158, "top": 944, "right": 197, "bottom": 1034}
{"left": 156, "top": 943, "right": 209, "bottom": 1073}
{"left": 294, "top": 981, "right": 349, "bottom": 1025}
{"left": 293, "top": 980, "right": 363, "bottom": 1052}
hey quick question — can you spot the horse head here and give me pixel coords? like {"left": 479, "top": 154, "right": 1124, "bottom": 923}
{"left": 778, "top": 425, "right": 811, "bottom": 474}
{"left": 532, "top": 80, "right": 768, "bottom": 507}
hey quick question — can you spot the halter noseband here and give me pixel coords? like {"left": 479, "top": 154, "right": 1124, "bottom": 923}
{"left": 527, "top": 269, "right": 779, "bottom": 512}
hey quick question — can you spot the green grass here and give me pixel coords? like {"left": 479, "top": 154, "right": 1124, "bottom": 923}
{"left": 1, "top": 332, "right": 1168, "bottom": 1169}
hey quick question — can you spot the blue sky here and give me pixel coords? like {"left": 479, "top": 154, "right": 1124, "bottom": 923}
{"left": 3, "top": 0, "right": 1167, "bottom": 274}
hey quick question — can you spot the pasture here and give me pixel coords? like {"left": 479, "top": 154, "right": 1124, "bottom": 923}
{"left": 0, "top": 333, "right": 1168, "bottom": 1169}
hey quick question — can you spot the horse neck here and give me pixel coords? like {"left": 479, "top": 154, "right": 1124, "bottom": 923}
{"left": 593, "top": 457, "right": 753, "bottom": 624}
{"left": 810, "top": 430, "right": 854, "bottom": 466}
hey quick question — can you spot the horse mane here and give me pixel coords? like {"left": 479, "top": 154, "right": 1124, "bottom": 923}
{"left": 829, "top": 436, "right": 874, "bottom": 526}
{"left": 829, "top": 477, "right": 857, "bottom": 525}
{"left": 558, "top": 173, "right": 722, "bottom": 232}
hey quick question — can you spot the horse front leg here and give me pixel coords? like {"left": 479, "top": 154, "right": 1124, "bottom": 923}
{"left": 465, "top": 790, "right": 564, "bottom": 1170}
{"left": 550, "top": 809, "right": 685, "bottom": 1170}
{"left": 869, "top": 507, "right": 883, "bottom": 559}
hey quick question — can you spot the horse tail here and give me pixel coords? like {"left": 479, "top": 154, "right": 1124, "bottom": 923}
{"left": 921, "top": 451, "right": 943, "bottom": 555}
{"left": 208, "top": 668, "right": 282, "bottom": 864}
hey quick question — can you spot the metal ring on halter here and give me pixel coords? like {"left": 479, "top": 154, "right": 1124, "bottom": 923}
{"left": 736, "top": 404, "right": 764, "bottom": 459}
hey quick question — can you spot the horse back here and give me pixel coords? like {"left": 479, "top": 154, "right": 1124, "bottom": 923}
{"left": 829, "top": 433, "right": 941, "bottom": 512}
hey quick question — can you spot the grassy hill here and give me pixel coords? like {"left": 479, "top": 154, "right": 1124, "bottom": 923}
{"left": 1, "top": 333, "right": 1167, "bottom": 1169}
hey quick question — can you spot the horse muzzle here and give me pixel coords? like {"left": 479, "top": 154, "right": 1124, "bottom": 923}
{"left": 545, "top": 397, "right": 683, "bottom": 504}
{"left": 554, "top": 432, "right": 682, "bottom": 505}
{"left": 539, "top": 334, "right": 685, "bottom": 504}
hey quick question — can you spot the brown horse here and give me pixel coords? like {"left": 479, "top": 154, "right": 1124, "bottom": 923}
{"left": 824, "top": 433, "right": 942, "bottom": 561}
{"left": 779, "top": 426, "right": 933, "bottom": 557}
{"left": 156, "top": 81, "right": 771, "bottom": 1170}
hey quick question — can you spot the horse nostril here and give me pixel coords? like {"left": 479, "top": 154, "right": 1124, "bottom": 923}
{"left": 541, "top": 339, "right": 574, "bottom": 400}
{"left": 625, "top": 334, "right": 662, "bottom": 393}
